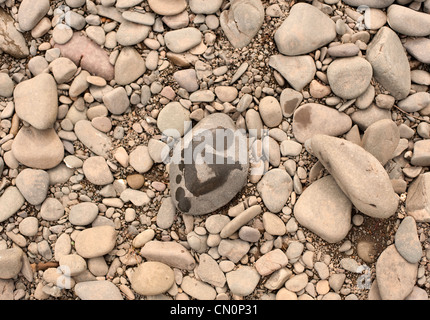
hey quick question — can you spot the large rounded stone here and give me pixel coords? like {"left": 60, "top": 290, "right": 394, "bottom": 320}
{"left": 294, "top": 175, "right": 352, "bottom": 243}
{"left": 327, "top": 57, "right": 373, "bottom": 100}
{"left": 307, "top": 135, "right": 399, "bottom": 219}
{"left": 131, "top": 262, "right": 174, "bottom": 296}
{"left": 274, "top": 3, "right": 336, "bottom": 56}
{"left": 12, "top": 127, "right": 64, "bottom": 170}
{"left": 169, "top": 113, "right": 248, "bottom": 215}
{"left": 376, "top": 245, "right": 418, "bottom": 300}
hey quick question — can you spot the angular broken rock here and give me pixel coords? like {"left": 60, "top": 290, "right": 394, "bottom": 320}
{"left": 294, "top": 175, "right": 352, "bottom": 243}
{"left": 268, "top": 55, "right": 316, "bottom": 92}
{"left": 220, "top": 0, "right": 264, "bottom": 49}
{"left": 169, "top": 113, "right": 248, "bottom": 215}
{"left": 376, "top": 244, "right": 418, "bottom": 300}
{"left": 306, "top": 135, "right": 399, "bottom": 219}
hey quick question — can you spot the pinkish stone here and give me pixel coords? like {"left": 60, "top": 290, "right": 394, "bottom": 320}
{"left": 54, "top": 32, "right": 114, "bottom": 81}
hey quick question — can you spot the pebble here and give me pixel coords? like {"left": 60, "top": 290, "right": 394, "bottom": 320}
{"left": 74, "top": 226, "right": 117, "bottom": 258}
{"left": 156, "top": 197, "right": 176, "bottom": 229}
{"left": 116, "top": 21, "right": 150, "bottom": 46}
{"left": 82, "top": 156, "right": 114, "bottom": 186}
{"left": 257, "top": 169, "right": 292, "bottom": 213}
{"left": 156, "top": 102, "right": 191, "bottom": 138}
{"left": 15, "top": 169, "right": 49, "bottom": 206}
{"left": 129, "top": 146, "right": 153, "bottom": 174}
{"left": 131, "top": 262, "right": 174, "bottom": 296}
{"left": 74, "top": 120, "right": 112, "bottom": 158}
{"left": 19, "top": 217, "right": 39, "bottom": 237}
{"left": 220, "top": 0, "right": 264, "bottom": 48}
{"left": 226, "top": 266, "right": 260, "bottom": 297}
{"left": 114, "top": 47, "right": 146, "bottom": 86}
{"left": 285, "top": 273, "right": 308, "bottom": 293}
{"left": 218, "top": 239, "right": 250, "bottom": 263}
{"left": 181, "top": 276, "right": 216, "bottom": 300}
{"left": 255, "top": 249, "right": 288, "bottom": 276}
{"left": 164, "top": 28, "right": 202, "bottom": 53}
{"left": 262, "top": 212, "right": 286, "bottom": 236}
{"left": 59, "top": 254, "right": 87, "bottom": 276}
{"left": 195, "top": 253, "right": 226, "bottom": 287}
{"left": 103, "top": 87, "right": 130, "bottom": 115}
{"left": 269, "top": 55, "right": 316, "bottom": 92}
{"left": 17, "top": 0, "right": 50, "bottom": 31}
{"left": 327, "top": 57, "right": 373, "bottom": 100}
{"left": 147, "top": 0, "right": 187, "bottom": 16}
{"left": 404, "top": 38, "right": 430, "bottom": 64}
{"left": 387, "top": 4, "right": 430, "bottom": 37}
{"left": 258, "top": 96, "right": 282, "bottom": 128}
{"left": 294, "top": 175, "right": 352, "bottom": 243}
{"left": 190, "top": 0, "right": 223, "bottom": 14}
{"left": 74, "top": 281, "right": 123, "bottom": 300}
{"left": 140, "top": 241, "right": 195, "bottom": 270}
{"left": 0, "top": 9, "right": 29, "bottom": 58}
{"left": 69, "top": 202, "right": 99, "bottom": 226}
{"left": 0, "top": 187, "right": 25, "bottom": 223}
{"left": 0, "top": 74, "right": 14, "bottom": 97}
{"left": 40, "top": 198, "right": 65, "bottom": 221}
{"left": 0, "top": 248, "right": 23, "bottom": 279}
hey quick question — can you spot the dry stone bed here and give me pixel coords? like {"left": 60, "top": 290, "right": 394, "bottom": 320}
{"left": 0, "top": 0, "right": 429, "bottom": 301}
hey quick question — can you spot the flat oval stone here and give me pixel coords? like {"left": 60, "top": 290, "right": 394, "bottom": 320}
{"left": 294, "top": 175, "right": 352, "bottom": 243}
{"left": 40, "top": 198, "right": 65, "bottom": 221}
{"left": 387, "top": 4, "right": 430, "bottom": 37}
{"left": 131, "top": 261, "right": 174, "bottom": 295}
{"left": 292, "top": 103, "right": 352, "bottom": 143}
{"left": 259, "top": 96, "right": 282, "bottom": 128}
{"left": 327, "top": 57, "right": 373, "bottom": 100}
{"left": 12, "top": 127, "right": 64, "bottom": 170}
{"left": 114, "top": 47, "right": 146, "bottom": 86}
{"left": 169, "top": 113, "right": 248, "bottom": 215}
{"left": 74, "top": 280, "right": 123, "bottom": 300}
{"left": 394, "top": 216, "right": 422, "bottom": 264}
{"left": 164, "top": 28, "right": 202, "bottom": 53}
{"left": 16, "top": 169, "right": 49, "bottom": 206}
{"left": 342, "top": 0, "right": 394, "bottom": 8}
{"left": 157, "top": 102, "right": 191, "bottom": 138}
{"left": 69, "top": 202, "right": 99, "bottom": 226}
{"left": 74, "top": 226, "right": 117, "bottom": 258}
{"left": 147, "top": 0, "right": 187, "bottom": 16}
{"left": 82, "top": 156, "right": 114, "bottom": 186}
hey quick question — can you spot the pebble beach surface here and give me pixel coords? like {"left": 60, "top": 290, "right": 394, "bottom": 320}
{"left": 0, "top": 0, "right": 430, "bottom": 301}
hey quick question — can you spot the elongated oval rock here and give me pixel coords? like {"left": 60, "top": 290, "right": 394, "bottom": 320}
{"left": 164, "top": 28, "right": 202, "bottom": 53}
{"left": 170, "top": 113, "right": 248, "bottom": 215}
{"left": 274, "top": 2, "right": 336, "bottom": 56}
{"left": 294, "top": 175, "right": 352, "bottom": 243}
{"left": 292, "top": 104, "right": 352, "bottom": 143}
{"left": 220, "top": 205, "right": 262, "bottom": 238}
{"left": 0, "top": 187, "right": 25, "bottom": 223}
{"left": 366, "top": 27, "right": 410, "bottom": 100}
{"left": 395, "top": 216, "right": 422, "bottom": 264}
{"left": 376, "top": 245, "right": 417, "bottom": 300}
{"left": 140, "top": 241, "right": 196, "bottom": 270}
{"left": 306, "top": 135, "right": 399, "bottom": 219}
{"left": 12, "top": 127, "right": 64, "bottom": 170}
{"left": 74, "top": 226, "right": 117, "bottom": 258}
{"left": 74, "top": 120, "right": 112, "bottom": 158}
